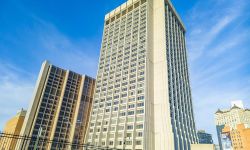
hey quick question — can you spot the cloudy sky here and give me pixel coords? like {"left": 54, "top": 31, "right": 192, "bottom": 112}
{"left": 0, "top": 0, "right": 250, "bottom": 144}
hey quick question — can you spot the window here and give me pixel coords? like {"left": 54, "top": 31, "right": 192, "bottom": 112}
{"left": 137, "top": 132, "right": 143, "bottom": 137}
{"left": 130, "top": 80, "right": 136, "bottom": 84}
{"left": 130, "top": 85, "right": 136, "bottom": 89}
{"left": 128, "top": 104, "right": 135, "bottom": 109}
{"left": 107, "top": 102, "right": 111, "bottom": 106}
{"left": 137, "top": 96, "right": 144, "bottom": 101}
{"left": 136, "top": 140, "right": 142, "bottom": 145}
{"left": 127, "top": 125, "right": 133, "bottom": 130}
{"left": 128, "top": 111, "right": 134, "bottom": 115}
{"left": 122, "top": 88, "right": 127, "bottom": 91}
{"left": 114, "top": 101, "right": 119, "bottom": 105}
{"left": 127, "top": 117, "right": 134, "bottom": 122}
{"left": 137, "top": 102, "right": 144, "bottom": 107}
{"left": 138, "top": 77, "right": 144, "bottom": 82}
{"left": 109, "top": 141, "right": 114, "bottom": 145}
{"left": 102, "top": 141, "right": 106, "bottom": 145}
{"left": 126, "top": 141, "right": 132, "bottom": 145}
{"left": 120, "top": 112, "right": 126, "bottom": 116}
{"left": 137, "top": 109, "right": 144, "bottom": 114}
{"left": 126, "top": 133, "right": 132, "bottom": 137}
{"left": 136, "top": 124, "right": 143, "bottom": 129}
{"left": 137, "top": 89, "right": 143, "bottom": 94}
{"left": 122, "top": 93, "right": 127, "bottom": 97}
{"left": 129, "top": 97, "right": 135, "bottom": 102}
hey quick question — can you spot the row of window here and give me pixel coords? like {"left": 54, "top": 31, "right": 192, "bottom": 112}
{"left": 91, "top": 139, "right": 143, "bottom": 147}
{"left": 92, "top": 102, "right": 144, "bottom": 115}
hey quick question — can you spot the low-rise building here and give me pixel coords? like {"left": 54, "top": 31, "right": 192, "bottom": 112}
{"left": 0, "top": 109, "right": 26, "bottom": 150}
{"left": 222, "top": 124, "right": 250, "bottom": 150}
{"left": 215, "top": 101, "right": 250, "bottom": 150}
{"left": 197, "top": 130, "right": 213, "bottom": 144}
{"left": 191, "top": 144, "right": 215, "bottom": 150}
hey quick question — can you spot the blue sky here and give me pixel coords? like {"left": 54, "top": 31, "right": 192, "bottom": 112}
{"left": 0, "top": 0, "right": 250, "bottom": 144}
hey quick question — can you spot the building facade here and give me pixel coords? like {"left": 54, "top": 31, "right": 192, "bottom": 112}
{"left": 191, "top": 144, "right": 215, "bottom": 150}
{"left": 215, "top": 103, "right": 250, "bottom": 150}
{"left": 0, "top": 109, "right": 26, "bottom": 150}
{"left": 197, "top": 130, "right": 213, "bottom": 144}
{"left": 17, "top": 61, "right": 95, "bottom": 150}
{"left": 222, "top": 124, "right": 250, "bottom": 150}
{"left": 85, "top": 0, "right": 198, "bottom": 149}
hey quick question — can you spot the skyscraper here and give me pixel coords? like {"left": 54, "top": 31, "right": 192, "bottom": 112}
{"left": 17, "top": 61, "right": 95, "bottom": 150}
{"left": 85, "top": 0, "right": 198, "bottom": 150}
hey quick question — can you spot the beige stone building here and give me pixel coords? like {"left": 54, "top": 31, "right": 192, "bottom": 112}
{"left": 85, "top": 0, "right": 198, "bottom": 150}
{"left": 191, "top": 144, "right": 215, "bottom": 150}
{"left": 16, "top": 61, "right": 95, "bottom": 150}
{"left": 215, "top": 105, "right": 250, "bottom": 129}
{"left": 0, "top": 109, "right": 26, "bottom": 150}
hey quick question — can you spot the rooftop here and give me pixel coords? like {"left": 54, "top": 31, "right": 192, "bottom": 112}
{"left": 215, "top": 104, "right": 249, "bottom": 114}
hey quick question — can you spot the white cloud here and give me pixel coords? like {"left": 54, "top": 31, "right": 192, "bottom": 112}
{"left": 186, "top": 0, "right": 247, "bottom": 61}
{"left": 30, "top": 17, "right": 100, "bottom": 77}
{"left": 0, "top": 62, "right": 35, "bottom": 130}
{"left": 185, "top": 0, "right": 250, "bottom": 144}
{"left": 0, "top": 14, "right": 101, "bottom": 130}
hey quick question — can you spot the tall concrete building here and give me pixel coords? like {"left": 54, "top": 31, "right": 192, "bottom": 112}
{"left": 18, "top": 61, "right": 95, "bottom": 150}
{"left": 215, "top": 102, "right": 250, "bottom": 150}
{"left": 85, "top": 0, "right": 198, "bottom": 149}
{"left": 0, "top": 109, "right": 26, "bottom": 150}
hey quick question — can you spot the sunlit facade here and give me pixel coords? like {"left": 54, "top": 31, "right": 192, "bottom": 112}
{"left": 17, "top": 61, "right": 95, "bottom": 150}
{"left": 0, "top": 109, "right": 26, "bottom": 150}
{"left": 85, "top": 0, "right": 198, "bottom": 149}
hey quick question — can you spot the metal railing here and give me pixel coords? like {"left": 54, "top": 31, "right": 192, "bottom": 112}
{"left": 0, "top": 132, "right": 121, "bottom": 150}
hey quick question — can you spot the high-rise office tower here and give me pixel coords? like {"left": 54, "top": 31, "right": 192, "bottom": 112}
{"left": 85, "top": 0, "right": 197, "bottom": 149}
{"left": 18, "top": 61, "right": 95, "bottom": 150}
